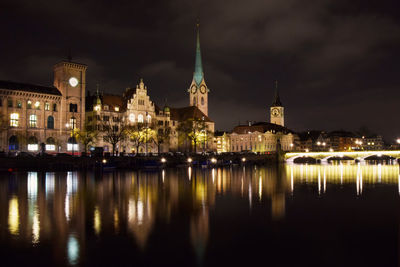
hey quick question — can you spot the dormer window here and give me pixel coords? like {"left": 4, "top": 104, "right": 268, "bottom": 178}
{"left": 104, "top": 105, "right": 109, "bottom": 111}
{"left": 114, "top": 106, "right": 119, "bottom": 112}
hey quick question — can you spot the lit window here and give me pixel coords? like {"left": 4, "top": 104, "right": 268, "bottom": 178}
{"left": 29, "top": 114, "right": 37, "bottom": 128}
{"left": 138, "top": 114, "right": 143, "bottom": 123}
{"left": 45, "top": 102, "right": 50, "bottom": 111}
{"left": 17, "top": 101, "right": 22, "bottom": 108}
{"left": 27, "top": 100, "right": 32, "bottom": 109}
{"left": 114, "top": 106, "right": 119, "bottom": 112}
{"left": 104, "top": 105, "right": 109, "bottom": 110}
{"left": 10, "top": 113, "right": 19, "bottom": 127}
{"left": 67, "top": 137, "right": 79, "bottom": 151}
{"left": 45, "top": 144, "right": 55, "bottom": 151}
{"left": 28, "top": 144, "right": 38, "bottom": 151}
{"left": 34, "top": 101, "right": 40, "bottom": 109}
{"left": 70, "top": 117, "right": 76, "bottom": 129}
{"left": 129, "top": 113, "right": 135, "bottom": 122}
{"left": 147, "top": 114, "right": 151, "bottom": 123}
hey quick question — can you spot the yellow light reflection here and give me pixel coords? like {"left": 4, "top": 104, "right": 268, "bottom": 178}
{"left": 94, "top": 206, "right": 101, "bottom": 235}
{"left": 8, "top": 196, "right": 19, "bottom": 236}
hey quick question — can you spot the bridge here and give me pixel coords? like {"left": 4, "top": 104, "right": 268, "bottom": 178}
{"left": 285, "top": 150, "right": 400, "bottom": 163}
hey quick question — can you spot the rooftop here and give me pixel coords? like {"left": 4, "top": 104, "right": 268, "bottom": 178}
{"left": 0, "top": 80, "right": 61, "bottom": 96}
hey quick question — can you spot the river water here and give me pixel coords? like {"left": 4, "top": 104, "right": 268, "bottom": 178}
{"left": 0, "top": 163, "right": 399, "bottom": 266}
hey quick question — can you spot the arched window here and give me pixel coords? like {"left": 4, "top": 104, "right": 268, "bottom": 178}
{"left": 138, "top": 114, "right": 144, "bottom": 123}
{"left": 201, "top": 97, "right": 204, "bottom": 106}
{"left": 147, "top": 114, "right": 151, "bottom": 123}
{"left": 129, "top": 113, "right": 135, "bottom": 122}
{"left": 193, "top": 97, "right": 196, "bottom": 105}
{"left": 46, "top": 137, "right": 55, "bottom": 151}
{"left": 27, "top": 136, "right": 38, "bottom": 151}
{"left": 29, "top": 114, "right": 37, "bottom": 128}
{"left": 47, "top": 116, "right": 54, "bottom": 129}
{"left": 9, "top": 136, "right": 19, "bottom": 150}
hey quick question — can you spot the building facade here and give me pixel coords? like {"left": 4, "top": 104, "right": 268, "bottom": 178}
{"left": 0, "top": 61, "right": 87, "bottom": 153}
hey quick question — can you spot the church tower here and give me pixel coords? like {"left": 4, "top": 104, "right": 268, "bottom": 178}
{"left": 53, "top": 59, "right": 87, "bottom": 133}
{"left": 270, "top": 81, "right": 284, "bottom": 126}
{"left": 188, "top": 23, "right": 209, "bottom": 116}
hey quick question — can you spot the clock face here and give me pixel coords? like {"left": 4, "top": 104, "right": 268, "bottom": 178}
{"left": 271, "top": 108, "right": 280, "bottom": 117}
{"left": 191, "top": 85, "right": 197, "bottom": 94}
{"left": 200, "top": 85, "right": 206, "bottom": 94}
{"left": 69, "top": 77, "right": 78, "bottom": 87}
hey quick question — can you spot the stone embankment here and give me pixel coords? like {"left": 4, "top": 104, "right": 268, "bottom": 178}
{"left": 0, "top": 153, "right": 278, "bottom": 171}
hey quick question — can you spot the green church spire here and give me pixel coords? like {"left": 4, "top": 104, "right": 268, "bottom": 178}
{"left": 193, "top": 22, "right": 204, "bottom": 86}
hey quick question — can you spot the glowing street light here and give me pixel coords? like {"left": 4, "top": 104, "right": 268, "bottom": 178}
{"left": 187, "top": 157, "right": 193, "bottom": 163}
{"left": 161, "top": 158, "right": 167, "bottom": 163}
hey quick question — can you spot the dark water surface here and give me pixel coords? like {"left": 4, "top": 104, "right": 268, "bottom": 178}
{"left": 0, "top": 164, "right": 399, "bottom": 267}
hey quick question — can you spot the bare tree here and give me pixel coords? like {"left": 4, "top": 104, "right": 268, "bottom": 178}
{"left": 153, "top": 126, "right": 171, "bottom": 154}
{"left": 101, "top": 120, "right": 127, "bottom": 156}
{"left": 177, "top": 118, "right": 210, "bottom": 153}
{"left": 75, "top": 121, "right": 99, "bottom": 154}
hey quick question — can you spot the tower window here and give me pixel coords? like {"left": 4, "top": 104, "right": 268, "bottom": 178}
{"left": 29, "top": 114, "right": 37, "bottom": 128}
{"left": 193, "top": 97, "right": 196, "bottom": 105}
{"left": 70, "top": 117, "right": 76, "bottom": 129}
{"left": 69, "top": 103, "right": 78, "bottom": 112}
{"left": 47, "top": 116, "right": 54, "bottom": 129}
{"left": 201, "top": 97, "right": 204, "bottom": 106}
{"left": 10, "top": 113, "right": 19, "bottom": 127}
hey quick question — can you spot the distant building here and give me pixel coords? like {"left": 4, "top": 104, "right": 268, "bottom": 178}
{"left": 223, "top": 82, "right": 297, "bottom": 153}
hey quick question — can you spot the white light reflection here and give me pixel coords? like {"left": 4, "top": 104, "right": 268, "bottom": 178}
{"left": 318, "top": 169, "right": 321, "bottom": 195}
{"left": 45, "top": 172, "right": 55, "bottom": 196}
{"left": 27, "top": 172, "right": 38, "bottom": 199}
{"left": 67, "top": 234, "right": 79, "bottom": 265}
{"left": 188, "top": 167, "right": 192, "bottom": 181}
{"left": 323, "top": 168, "right": 326, "bottom": 193}
{"left": 162, "top": 170, "right": 165, "bottom": 183}
{"left": 258, "top": 176, "right": 262, "bottom": 201}
{"left": 248, "top": 183, "right": 252, "bottom": 210}
{"left": 378, "top": 163, "right": 382, "bottom": 183}
{"left": 212, "top": 168, "right": 215, "bottom": 184}
{"left": 290, "top": 166, "right": 294, "bottom": 194}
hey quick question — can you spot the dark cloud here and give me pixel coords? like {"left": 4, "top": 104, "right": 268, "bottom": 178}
{"left": 1, "top": 0, "right": 400, "bottom": 140}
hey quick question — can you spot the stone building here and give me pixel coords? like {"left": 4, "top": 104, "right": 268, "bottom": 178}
{"left": 84, "top": 25, "right": 215, "bottom": 154}
{"left": 0, "top": 60, "right": 87, "bottom": 153}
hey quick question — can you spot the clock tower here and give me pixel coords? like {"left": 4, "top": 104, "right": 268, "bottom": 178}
{"left": 188, "top": 23, "right": 209, "bottom": 116}
{"left": 53, "top": 59, "right": 87, "bottom": 136}
{"left": 270, "top": 81, "right": 284, "bottom": 126}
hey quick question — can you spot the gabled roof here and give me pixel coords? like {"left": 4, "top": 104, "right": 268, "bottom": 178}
{"left": 0, "top": 80, "right": 61, "bottom": 96}
{"left": 86, "top": 92, "right": 124, "bottom": 112}
{"left": 170, "top": 106, "right": 213, "bottom": 122}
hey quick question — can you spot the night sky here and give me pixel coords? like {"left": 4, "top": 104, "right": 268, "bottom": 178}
{"left": 1, "top": 0, "right": 400, "bottom": 141}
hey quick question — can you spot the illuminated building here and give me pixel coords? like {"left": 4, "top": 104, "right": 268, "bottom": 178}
{"left": 0, "top": 60, "right": 87, "bottom": 153}
{"left": 225, "top": 83, "right": 297, "bottom": 153}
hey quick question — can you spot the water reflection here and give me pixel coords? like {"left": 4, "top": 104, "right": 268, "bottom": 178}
{"left": 0, "top": 163, "right": 399, "bottom": 266}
